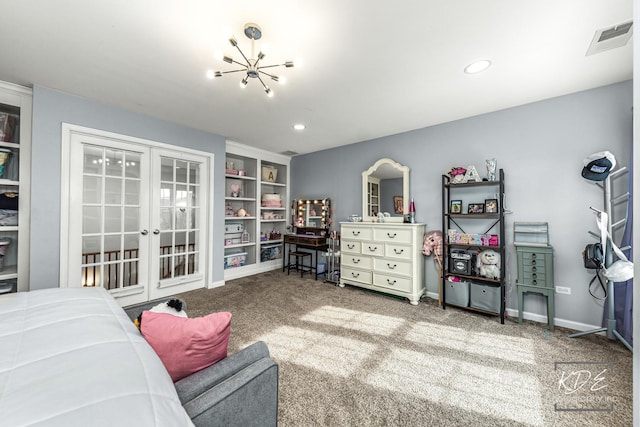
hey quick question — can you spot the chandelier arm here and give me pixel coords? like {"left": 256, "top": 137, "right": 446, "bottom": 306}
{"left": 258, "top": 70, "right": 278, "bottom": 79}
{"left": 256, "top": 75, "right": 269, "bottom": 90}
{"left": 233, "top": 44, "right": 252, "bottom": 66}
{"left": 257, "top": 64, "right": 288, "bottom": 70}
{"left": 220, "top": 69, "right": 248, "bottom": 74}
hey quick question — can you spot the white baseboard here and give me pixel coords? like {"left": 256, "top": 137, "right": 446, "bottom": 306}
{"left": 423, "top": 292, "right": 602, "bottom": 333}
{"left": 207, "top": 279, "right": 225, "bottom": 289}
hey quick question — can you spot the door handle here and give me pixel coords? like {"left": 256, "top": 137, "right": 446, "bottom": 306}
{"left": 141, "top": 229, "right": 149, "bottom": 235}
{"left": 153, "top": 229, "right": 160, "bottom": 235}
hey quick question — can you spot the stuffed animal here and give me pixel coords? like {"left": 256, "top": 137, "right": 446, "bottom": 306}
{"left": 448, "top": 167, "right": 467, "bottom": 184}
{"left": 134, "top": 298, "right": 187, "bottom": 329}
{"left": 476, "top": 249, "right": 501, "bottom": 279}
{"left": 422, "top": 230, "right": 443, "bottom": 261}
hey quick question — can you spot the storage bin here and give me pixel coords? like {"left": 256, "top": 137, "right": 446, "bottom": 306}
{"left": 470, "top": 282, "right": 501, "bottom": 312}
{"left": 260, "top": 245, "right": 282, "bottom": 262}
{"left": 444, "top": 279, "right": 469, "bottom": 307}
{"left": 0, "top": 278, "right": 16, "bottom": 294}
{"left": 224, "top": 252, "right": 247, "bottom": 269}
{"left": 261, "top": 166, "right": 278, "bottom": 182}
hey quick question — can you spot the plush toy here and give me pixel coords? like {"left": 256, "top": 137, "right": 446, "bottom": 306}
{"left": 476, "top": 249, "right": 501, "bottom": 279}
{"left": 134, "top": 298, "right": 187, "bottom": 329}
{"left": 422, "top": 230, "right": 443, "bottom": 262}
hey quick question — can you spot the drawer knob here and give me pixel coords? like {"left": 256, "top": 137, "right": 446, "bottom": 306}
{"left": 348, "top": 244, "right": 355, "bottom": 249}
{"left": 352, "top": 258, "right": 360, "bottom": 264}
{"left": 394, "top": 248, "right": 404, "bottom": 255}
{"left": 368, "top": 246, "right": 378, "bottom": 252}
{"left": 532, "top": 266, "right": 537, "bottom": 272}
{"left": 352, "top": 231, "right": 360, "bottom": 236}
{"left": 387, "top": 279, "right": 397, "bottom": 285}
{"left": 387, "top": 263, "right": 397, "bottom": 269}
{"left": 532, "top": 253, "right": 537, "bottom": 259}
{"left": 387, "top": 232, "right": 397, "bottom": 238}
{"left": 532, "top": 280, "right": 537, "bottom": 285}
{"left": 532, "top": 273, "right": 537, "bottom": 279}
{"left": 351, "top": 272, "right": 360, "bottom": 278}
{"left": 531, "top": 260, "right": 536, "bottom": 265}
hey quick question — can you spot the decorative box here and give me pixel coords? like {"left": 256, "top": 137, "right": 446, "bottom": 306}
{"left": 224, "top": 252, "right": 247, "bottom": 269}
{"left": 261, "top": 166, "right": 278, "bottom": 182}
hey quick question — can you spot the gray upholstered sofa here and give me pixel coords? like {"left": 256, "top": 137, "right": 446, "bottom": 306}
{"left": 0, "top": 287, "right": 278, "bottom": 427}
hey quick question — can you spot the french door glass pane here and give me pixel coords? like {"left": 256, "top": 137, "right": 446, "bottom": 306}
{"left": 158, "top": 157, "right": 201, "bottom": 280}
{"left": 81, "top": 144, "right": 142, "bottom": 290}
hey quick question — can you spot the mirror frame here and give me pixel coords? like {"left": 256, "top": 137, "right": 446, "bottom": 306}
{"left": 294, "top": 198, "right": 331, "bottom": 232}
{"left": 362, "top": 158, "right": 409, "bottom": 223}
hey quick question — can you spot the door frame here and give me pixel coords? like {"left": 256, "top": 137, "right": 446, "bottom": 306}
{"left": 60, "top": 124, "right": 214, "bottom": 304}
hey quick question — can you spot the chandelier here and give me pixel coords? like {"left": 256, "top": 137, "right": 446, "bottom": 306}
{"left": 208, "top": 23, "right": 295, "bottom": 97}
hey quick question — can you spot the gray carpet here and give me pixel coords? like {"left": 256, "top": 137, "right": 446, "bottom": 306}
{"left": 129, "top": 270, "right": 633, "bottom": 426}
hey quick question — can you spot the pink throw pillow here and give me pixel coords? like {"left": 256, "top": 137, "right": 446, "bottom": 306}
{"left": 140, "top": 311, "right": 232, "bottom": 382}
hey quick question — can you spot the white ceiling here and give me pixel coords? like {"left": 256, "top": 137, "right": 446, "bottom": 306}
{"left": 0, "top": 1, "right": 633, "bottom": 155}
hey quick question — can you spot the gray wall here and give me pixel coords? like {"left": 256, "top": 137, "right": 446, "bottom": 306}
{"left": 30, "top": 86, "right": 226, "bottom": 290}
{"left": 291, "top": 80, "right": 633, "bottom": 330}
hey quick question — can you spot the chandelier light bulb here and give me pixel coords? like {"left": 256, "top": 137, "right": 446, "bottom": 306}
{"left": 206, "top": 70, "right": 215, "bottom": 79}
{"left": 214, "top": 50, "right": 223, "bottom": 61}
{"left": 240, "top": 77, "right": 248, "bottom": 88}
{"left": 265, "top": 87, "right": 273, "bottom": 97}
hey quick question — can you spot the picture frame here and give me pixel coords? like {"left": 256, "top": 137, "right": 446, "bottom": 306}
{"left": 450, "top": 200, "right": 462, "bottom": 214}
{"left": 393, "top": 196, "right": 404, "bottom": 214}
{"left": 485, "top": 198, "right": 498, "bottom": 213}
{"left": 468, "top": 203, "right": 485, "bottom": 214}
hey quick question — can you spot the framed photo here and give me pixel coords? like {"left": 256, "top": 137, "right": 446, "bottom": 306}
{"left": 468, "top": 203, "right": 485, "bottom": 214}
{"left": 450, "top": 200, "right": 462, "bottom": 214}
{"left": 485, "top": 199, "right": 498, "bottom": 213}
{"left": 393, "top": 196, "right": 403, "bottom": 214}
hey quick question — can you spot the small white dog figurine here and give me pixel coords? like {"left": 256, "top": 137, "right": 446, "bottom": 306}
{"left": 476, "top": 249, "right": 501, "bottom": 279}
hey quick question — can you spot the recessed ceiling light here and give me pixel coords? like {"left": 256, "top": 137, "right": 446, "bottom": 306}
{"left": 464, "top": 59, "right": 491, "bottom": 74}
{"left": 293, "top": 124, "right": 305, "bottom": 131}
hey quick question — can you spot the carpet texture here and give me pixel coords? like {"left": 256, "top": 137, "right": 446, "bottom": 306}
{"left": 129, "top": 270, "right": 633, "bottom": 426}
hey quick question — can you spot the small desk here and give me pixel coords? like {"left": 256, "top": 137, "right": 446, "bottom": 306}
{"left": 283, "top": 234, "right": 328, "bottom": 280}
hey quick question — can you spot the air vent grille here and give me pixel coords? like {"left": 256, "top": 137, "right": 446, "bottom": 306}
{"left": 279, "top": 150, "right": 298, "bottom": 156}
{"left": 586, "top": 20, "right": 633, "bottom": 56}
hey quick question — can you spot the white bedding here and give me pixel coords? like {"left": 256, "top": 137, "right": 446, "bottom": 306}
{"left": 0, "top": 287, "right": 194, "bottom": 427}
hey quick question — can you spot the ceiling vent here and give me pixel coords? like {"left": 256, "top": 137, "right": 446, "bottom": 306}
{"left": 279, "top": 150, "right": 298, "bottom": 156}
{"left": 586, "top": 21, "right": 633, "bottom": 56}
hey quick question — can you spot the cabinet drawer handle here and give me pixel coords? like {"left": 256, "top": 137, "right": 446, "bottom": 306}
{"left": 532, "top": 273, "right": 537, "bottom": 279}
{"left": 386, "top": 279, "right": 397, "bottom": 286}
{"left": 352, "top": 231, "right": 360, "bottom": 236}
{"left": 352, "top": 258, "right": 360, "bottom": 264}
{"left": 532, "top": 266, "right": 537, "bottom": 272}
{"left": 394, "top": 248, "right": 404, "bottom": 255}
{"left": 532, "top": 280, "right": 537, "bottom": 285}
{"left": 387, "top": 232, "right": 397, "bottom": 238}
{"left": 531, "top": 260, "right": 536, "bottom": 265}
{"left": 351, "top": 272, "right": 360, "bottom": 278}
{"left": 532, "top": 253, "right": 537, "bottom": 259}
{"left": 347, "top": 243, "right": 355, "bottom": 249}
{"left": 387, "top": 263, "right": 397, "bottom": 269}
{"left": 368, "top": 246, "right": 378, "bottom": 252}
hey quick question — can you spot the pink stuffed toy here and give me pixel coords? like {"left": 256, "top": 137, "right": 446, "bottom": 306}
{"left": 422, "top": 230, "right": 443, "bottom": 262}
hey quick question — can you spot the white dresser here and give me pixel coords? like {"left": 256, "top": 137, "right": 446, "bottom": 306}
{"left": 339, "top": 222, "right": 426, "bottom": 305}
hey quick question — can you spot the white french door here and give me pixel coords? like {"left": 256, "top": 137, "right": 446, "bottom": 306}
{"left": 61, "top": 126, "right": 210, "bottom": 306}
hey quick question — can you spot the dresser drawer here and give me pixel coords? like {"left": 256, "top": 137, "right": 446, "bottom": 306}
{"left": 341, "top": 267, "right": 372, "bottom": 285}
{"left": 385, "top": 244, "right": 412, "bottom": 260}
{"left": 361, "top": 242, "right": 384, "bottom": 256}
{"left": 342, "top": 226, "right": 373, "bottom": 240}
{"left": 343, "top": 255, "right": 372, "bottom": 269}
{"left": 373, "top": 258, "right": 412, "bottom": 276}
{"left": 341, "top": 240, "right": 362, "bottom": 254}
{"left": 373, "top": 227, "right": 413, "bottom": 244}
{"left": 373, "top": 273, "right": 413, "bottom": 293}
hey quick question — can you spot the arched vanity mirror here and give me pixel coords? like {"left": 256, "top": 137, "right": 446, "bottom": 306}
{"left": 362, "top": 158, "right": 409, "bottom": 223}
{"left": 293, "top": 198, "right": 331, "bottom": 235}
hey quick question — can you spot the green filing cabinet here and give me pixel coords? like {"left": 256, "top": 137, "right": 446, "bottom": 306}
{"left": 516, "top": 245, "right": 555, "bottom": 330}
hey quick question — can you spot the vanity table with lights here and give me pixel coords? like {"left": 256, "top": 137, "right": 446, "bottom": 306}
{"left": 339, "top": 159, "right": 426, "bottom": 305}
{"left": 282, "top": 199, "right": 331, "bottom": 279}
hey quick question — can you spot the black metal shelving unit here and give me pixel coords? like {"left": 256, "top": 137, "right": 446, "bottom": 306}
{"left": 441, "top": 169, "right": 506, "bottom": 323}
